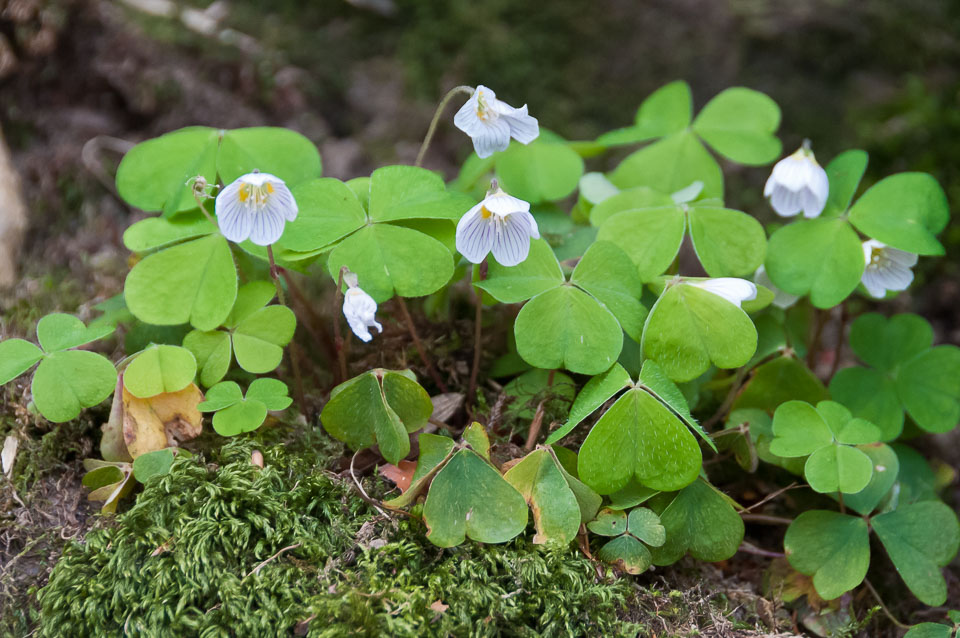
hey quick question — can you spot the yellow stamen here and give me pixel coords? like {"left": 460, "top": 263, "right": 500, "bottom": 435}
{"left": 480, "top": 206, "right": 493, "bottom": 219}
{"left": 238, "top": 184, "right": 250, "bottom": 203}
{"left": 266, "top": 182, "right": 274, "bottom": 194}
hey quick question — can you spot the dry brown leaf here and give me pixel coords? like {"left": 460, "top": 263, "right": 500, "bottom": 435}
{"left": 122, "top": 383, "right": 203, "bottom": 458}
{"left": 380, "top": 459, "right": 416, "bottom": 493}
{"left": 429, "top": 599, "right": 448, "bottom": 614}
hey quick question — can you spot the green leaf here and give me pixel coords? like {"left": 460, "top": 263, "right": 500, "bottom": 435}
{"left": 124, "top": 234, "right": 238, "bottom": 331}
{"left": 769, "top": 400, "right": 838, "bottom": 457}
{"left": 596, "top": 80, "right": 692, "bottom": 146}
{"left": 873, "top": 501, "right": 960, "bottom": 606}
{"left": 197, "top": 381, "right": 243, "bottom": 411}
{"left": 843, "top": 443, "right": 900, "bottom": 516}
{"left": 732, "top": 355, "right": 827, "bottom": 413}
{"left": 578, "top": 172, "right": 619, "bottom": 205}
{"left": 687, "top": 206, "right": 766, "bottom": 277}
{"left": 82, "top": 464, "right": 126, "bottom": 490}
{"left": 381, "top": 370, "right": 433, "bottom": 434}
{"left": 475, "top": 238, "right": 563, "bottom": 303}
{"left": 368, "top": 165, "right": 474, "bottom": 222}
{"left": 627, "top": 507, "right": 666, "bottom": 547}
{"left": 409, "top": 434, "right": 456, "bottom": 488}
{"left": 232, "top": 305, "right": 296, "bottom": 374}
{"left": 224, "top": 281, "right": 276, "bottom": 327}
{"left": 578, "top": 388, "right": 701, "bottom": 494}
{"left": 36, "top": 313, "right": 113, "bottom": 353}
{"left": 611, "top": 131, "right": 723, "bottom": 200}
{"left": 216, "top": 127, "right": 321, "bottom": 186}
{"left": 784, "top": 510, "right": 870, "bottom": 600}
{"left": 596, "top": 535, "right": 652, "bottom": 574}
{"left": 637, "top": 359, "right": 713, "bottom": 450}
{"left": 132, "top": 448, "right": 176, "bottom": 483}
{"left": 596, "top": 207, "right": 685, "bottom": 281}
{"left": 32, "top": 350, "right": 117, "bottom": 422}
{"left": 804, "top": 444, "right": 874, "bottom": 494}
{"left": 642, "top": 282, "right": 758, "bottom": 382}
{"left": 182, "top": 330, "right": 232, "bottom": 387}
{"left": 570, "top": 241, "right": 647, "bottom": 340}
{"left": 276, "top": 178, "right": 367, "bottom": 253}
{"left": 514, "top": 285, "right": 623, "bottom": 375}
{"left": 0, "top": 339, "right": 43, "bottom": 384}
{"left": 212, "top": 400, "right": 268, "bottom": 436}
{"left": 327, "top": 224, "right": 453, "bottom": 303}
{"left": 649, "top": 479, "right": 744, "bottom": 564}
{"left": 850, "top": 313, "right": 933, "bottom": 372}
{"left": 246, "top": 377, "right": 292, "bottom": 411}
{"left": 765, "top": 218, "right": 864, "bottom": 308}
{"left": 822, "top": 150, "right": 868, "bottom": 217}
{"left": 903, "top": 624, "right": 954, "bottom": 638}
{"left": 423, "top": 449, "right": 528, "bottom": 547}
{"left": 116, "top": 127, "right": 219, "bottom": 216}
{"left": 849, "top": 173, "right": 950, "bottom": 255}
{"left": 897, "top": 346, "right": 960, "bottom": 433}
{"left": 495, "top": 139, "right": 585, "bottom": 203}
{"left": 830, "top": 369, "right": 901, "bottom": 442}
{"left": 692, "top": 87, "right": 781, "bottom": 164}
{"left": 892, "top": 443, "right": 939, "bottom": 506}
{"left": 122, "top": 211, "right": 216, "bottom": 253}
{"left": 588, "top": 508, "right": 628, "bottom": 536}
{"left": 502, "top": 368, "right": 576, "bottom": 421}
{"left": 504, "top": 447, "right": 589, "bottom": 545}
{"left": 589, "top": 186, "right": 675, "bottom": 227}
{"left": 123, "top": 345, "right": 197, "bottom": 399}
{"left": 546, "top": 363, "right": 631, "bottom": 444}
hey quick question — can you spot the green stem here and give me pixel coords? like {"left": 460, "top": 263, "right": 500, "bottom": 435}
{"left": 415, "top": 85, "right": 474, "bottom": 168}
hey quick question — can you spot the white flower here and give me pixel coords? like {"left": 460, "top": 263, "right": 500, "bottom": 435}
{"left": 454, "top": 85, "right": 539, "bottom": 158}
{"left": 343, "top": 287, "right": 382, "bottom": 343}
{"left": 456, "top": 185, "right": 540, "bottom": 267}
{"left": 215, "top": 171, "right": 298, "bottom": 246}
{"left": 754, "top": 265, "right": 798, "bottom": 309}
{"left": 861, "top": 239, "right": 917, "bottom": 299}
{"left": 686, "top": 278, "right": 758, "bottom": 309}
{"left": 764, "top": 143, "right": 829, "bottom": 219}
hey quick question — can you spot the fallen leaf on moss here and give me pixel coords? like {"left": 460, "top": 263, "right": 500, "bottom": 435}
{"left": 380, "top": 459, "right": 416, "bottom": 492}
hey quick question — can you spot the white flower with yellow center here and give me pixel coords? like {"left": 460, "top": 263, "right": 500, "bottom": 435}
{"left": 215, "top": 171, "right": 298, "bottom": 246}
{"left": 861, "top": 239, "right": 917, "bottom": 299}
{"left": 454, "top": 85, "right": 539, "bottom": 158}
{"left": 686, "top": 278, "right": 758, "bottom": 309}
{"left": 456, "top": 184, "right": 539, "bottom": 267}
{"left": 754, "top": 265, "right": 798, "bottom": 309}
{"left": 343, "top": 286, "right": 382, "bottom": 343}
{"left": 764, "top": 142, "right": 829, "bottom": 219}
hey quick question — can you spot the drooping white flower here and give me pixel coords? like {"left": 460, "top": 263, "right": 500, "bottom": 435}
{"left": 764, "top": 142, "right": 829, "bottom": 219}
{"left": 754, "top": 265, "right": 798, "bottom": 309}
{"left": 343, "top": 286, "right": 382, "bottom": 343}
{"left": 456, "top": 183, "right": 540, "bottom": 267}
{"left": 454, "top": 85, "right": 539, "bottom": 159}
{"left": 861, "top": 239, "right": 917, "bottom": 299}
{"left": 687, "top": 277, "right": 758, "bottom": 309}
{"left": 215, "top": 171, "right": 298, "bottom": 246}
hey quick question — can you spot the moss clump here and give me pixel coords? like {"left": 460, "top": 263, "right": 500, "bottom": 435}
{"left": 38, "top": 438, "right": 634, "bottom": 637}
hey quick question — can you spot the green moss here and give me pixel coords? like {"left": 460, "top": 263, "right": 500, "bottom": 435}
{"left": 37, "top": 438, "right": 633, "bottom": 637}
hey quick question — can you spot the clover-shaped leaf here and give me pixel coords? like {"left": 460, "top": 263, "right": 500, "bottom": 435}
{"left": 475, "top": 238, "right": 563, "bottom": 303}
{"left": 545, "top": 362, "right": 632, "bottom": 444}
{"left": 784, "top": 510, "right": 870, "bottom": 600}
{"left": 82, "top": 459, "right": 135, "bottom": 514}
{"left": 122, "top": 210, "right": 217, "bottom": 253}
{"left": 731, "top": 355, "right": 828, "bottom": 414}
{"left": 591, "top": 507, "right": 665, "bottom": 575}
{"left": 691, "top": 87, "right": 781, "bottom": 165}
{"left": 320, "top": 369, "right": 432, "bottom": 464}
{"left": 903, "top": 623, "right": 955, "bottom": 638}
{"left": 849, "top": 172, "right": 949, "bottom": 256}
{"left": 132, "top": 448, "right": 177, "bottom": 483}
{"left": 838, "top": 443, "right": 899, "bottom": 517}
{"left": 597, "top": 80, "right": 693, "bottom": 147}
{"left": 123, "top": 344, "right": 197, "bottom": 399}
{"left": 821, "top": 149, "right": 868, "bottom": 218}
{"left": 504, "top": 446, "right": 601, "bottom": 545}
{"left": 569, "top": 241, "right": 648, "bottom": 340}
{"left": 588, "top": 186, "right": 674, "bottom": 227}
{"left": 595, "top": 206, "right": 685, "bottom": 281}
{"left": 495, "top": 137, "right": 585, "bottom": 203}
{"left": 648, "top": 479, "right": 744, "bottom": 565}
{"left": 611, "top": 132, "right": 724, "bottom": 200}
{"left": 686, "top": 205, "right": 766, "bottom": 278}
{"left": 199, "top": 378, "right": 292, "bottom": 437}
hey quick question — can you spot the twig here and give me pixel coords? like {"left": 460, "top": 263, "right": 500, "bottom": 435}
{"left": 863, "top": 578, "right": 910, "bottom": 630}
{"left": 333, "top": 266, "right": 349, "bottom": 382}
{"left": 415, "top": 85, "right": 475, "bottom": 168}
{"left": 741, "top": 482, "right": 801, "bottom": 513}
{"left": 738, "top": 541, "right": 785, "bottom": 558}
{"left": 243, "top": 543, "right": 302, "bottom": 580}
{"left": 740, "top": 513, "right": 793, "bottom": 525}
{"left": 350, "top": 450, "right": 389, "bottom": 518}
{"left": 395, "top": 297, "right": 448, "bottom": 393}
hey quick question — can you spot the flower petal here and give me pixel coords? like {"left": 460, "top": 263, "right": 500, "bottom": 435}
{"left": 688, "top": 278, "right": 757, "bottom": 308}
{"left": 215, "top": 181, "right": 253, "bottom": 243}
{"left": 248, "top": 207, "right": 286, "bottom": 246}
{"left": 502, "top": 108, "right": 539, "bottom": 144}
{"left": 770, "top": 185, "right": 802, "bottom": 217}
{"left": 266, "top": 181, "right": 299, "bottom": 222}
{"left": 516, "top": 210, "right": 540, "bottom": 240}
{"left": 471, "top": 118, "right": 512, "bottom": 159}
{"left": 491, "top": 214, "right": 533, "bottom": 267}
{"left": 483, "top": 191, "right": 530, "bottom": 216}
{"left": 456, "top": 205, "right": 496, "bottom": 264}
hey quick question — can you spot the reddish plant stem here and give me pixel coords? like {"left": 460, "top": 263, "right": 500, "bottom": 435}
{"left": 829, "top": 302, "right": 849, "bottom": 380}
{"left": 806, "top": 308, "right": 830, "bottom": 372}
{"left": 333, "top": 266, "right": 349, "bottom": 383}
{"left": 396, "top": 296, "right": 448, "bottom": 393}
{"left": 467, "top": 260, "right": 489, "bottom": 409}
{"left": 523, "top": 369, "right": 555, "bottom": 451}
{"left": 279, "top": 269, "right": 338, "bottom": 371}
{"left": 268, "top": 245, "right": 305, "bottom": 413}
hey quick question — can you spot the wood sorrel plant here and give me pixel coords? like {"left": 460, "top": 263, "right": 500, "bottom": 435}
{"left": 1, "top": 81, "right": 958, "bottom": 624}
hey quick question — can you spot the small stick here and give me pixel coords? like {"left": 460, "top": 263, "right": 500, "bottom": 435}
{"left": 243, "top": 543, "right": 302, "bottom": 580}
{"left": 349, "top": 450, "right": 389, "bottom": 518}
{"left": 740, "top": 482, "right": 800, "bottom": 513}
{"left": 740, "top": 513, "right": 793, "bottom": 526}
{"left": 415, "top": 85, "right": 475, "bottom": 168}
{"left": 395, "top": 297, "right": 448, "bottom": 393}
{"left": 738, "top": 541, "right": 785, "bottom": 558}
{"left": 333, "top": 266, "right": 349, "bottom": 382}
{"left": 467, "top": 260, "right": 488, "bottom": 408}
{"left": 863, "top": 578, "right": 910, "bottom": 630}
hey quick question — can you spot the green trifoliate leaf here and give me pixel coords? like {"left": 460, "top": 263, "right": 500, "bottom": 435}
{"left": 122, "top": 211, "right": 216, "bottom": 253}
{"left": 384, "top": 433, "right": 457, "bottom": 510}
{"left": 848, "top": 172, "right": 949, "bottom": 255}
{"left": 578, "top": 388, "right": 701, "bottom": 494}
{"left": 514, "top": 285, "right": 623, "bottom": 375}
{"left": 461, "top": 421, "right": 491, "bottom": 461}
{"left": 224, "top": 281, "right": 276, "bottom": 327}
{"left": 502, "top": 368, "right": 576, "bottom": 421}
{"left": 637, "top": 359, "right": 713, "bottom": 450}
{"left": 578, "top": 172, "right": 619, "bottom": 205}
{"left": 642, "top": 282, "right": 758, "bottom": 383}
{"left": 896, "top": 346, "right": 960, "bottom": 433}
{"left": 197, "top": 381, "right": 243, "bottom": 411}
{"left": 495, "top": 139, "right": 585, "bottom": 203}
{"left": 245, "top": 378, "right": 292, "bottom": 411}
{"left": 649, "top": 479, "right": 744, "bottom": 565}
{"left": 327, "top": 223, "right": 453, "bottom": 303}
{"left": 504, "top": 447, "right": 599, "bottom": 545}
{"left": 475, "top": 238, "right": 563, "bottom": 303}
{"left": 732, "top": 355, "right": 827, "bottom": 413}
{"left": 0, "top": 339, "right": 43, "bottom": 384}
{"left": 822, "top": 150, "right": 867, "bottom": 217}
{"left": 892, "top": 443, "right": 939, "bottom": 506}
{"left": 216, "top": 126, "right": 321, "bottom": 186}
{"left": 692, "top": 87, "right": 781, "bottom": 164}
{"left": 608, "top": 482, "right": 659, "bottom": 510}
{"left": 765, "top": 218, "right": 864, "bottom": 308}
{"left": 213, "top": 400, "right": 268, "bottom": 436}
{"left": 849, "top": 313, "right": 933, "bottom": 372}
{"left": 36, "top": 313, "right": 114, "bottom": 353}
{"left": 123, "top": 345, "right": 197, "bottom": 399}
{"left": 545, "top": 363, "right": 631, "bottom": 444}
{"left": 423, "top": 449, "right": 529, "bottom": 547}
{"left": 277, "top": 178, "right": 366, "bottom": 253}
{"left": 124, "top": 234, "right": 238, "bottom": 331}
{"left": 132, "top": 448, "right": 176, "bottom": 483}
{"left": 903, "top": 624, "right": 953, "bottom": 638}
{"left": 872, "top": 501, "right": 960, "bottom": 606}
{"left": 686, "top": 206, "right": 766, "bottom": 278}
{"left": 830, "top": 368, "right": 901, "bottom": 442}
{"left": 596, "top": 80, "right": 692, "bottom": 146}
{"left": 368, "top": 165, "right": 474, "bottom": 223}
{"left": 182, "top": 330, "right": 232, "bottom": 387}
{"left": 804, "top": 445, "right": 874, "bottom": 495}
{"left": 31, "top": 350, "right": 117, "bottom": 422}
{"left": 842, "top": 443, "right": 900, "bottom": 517}
{"left": 570, "top": 241, "right": 647, "bottom": 340}
{"left": 627, "top": 507, "right": 666, "bottom": 547}
{"left": 588, "top": 186, "right": 674, "bottom": 227}
{"left": 588, "top": 508, "right": 628, "bottom": 536}
{"left": 232, "top": 305, "right": 296, "bottom": 374}
{"left": 784, "top": 510, "right": 870, "bottom": 600}
{"left": 611, "top": 131, "right": 724, "bottom": 200}
{"left": 596, "top": 535, "right": 652, "bottom": 574}
{"left": 596, "top": 206, "right": 685, "bottom": 282}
